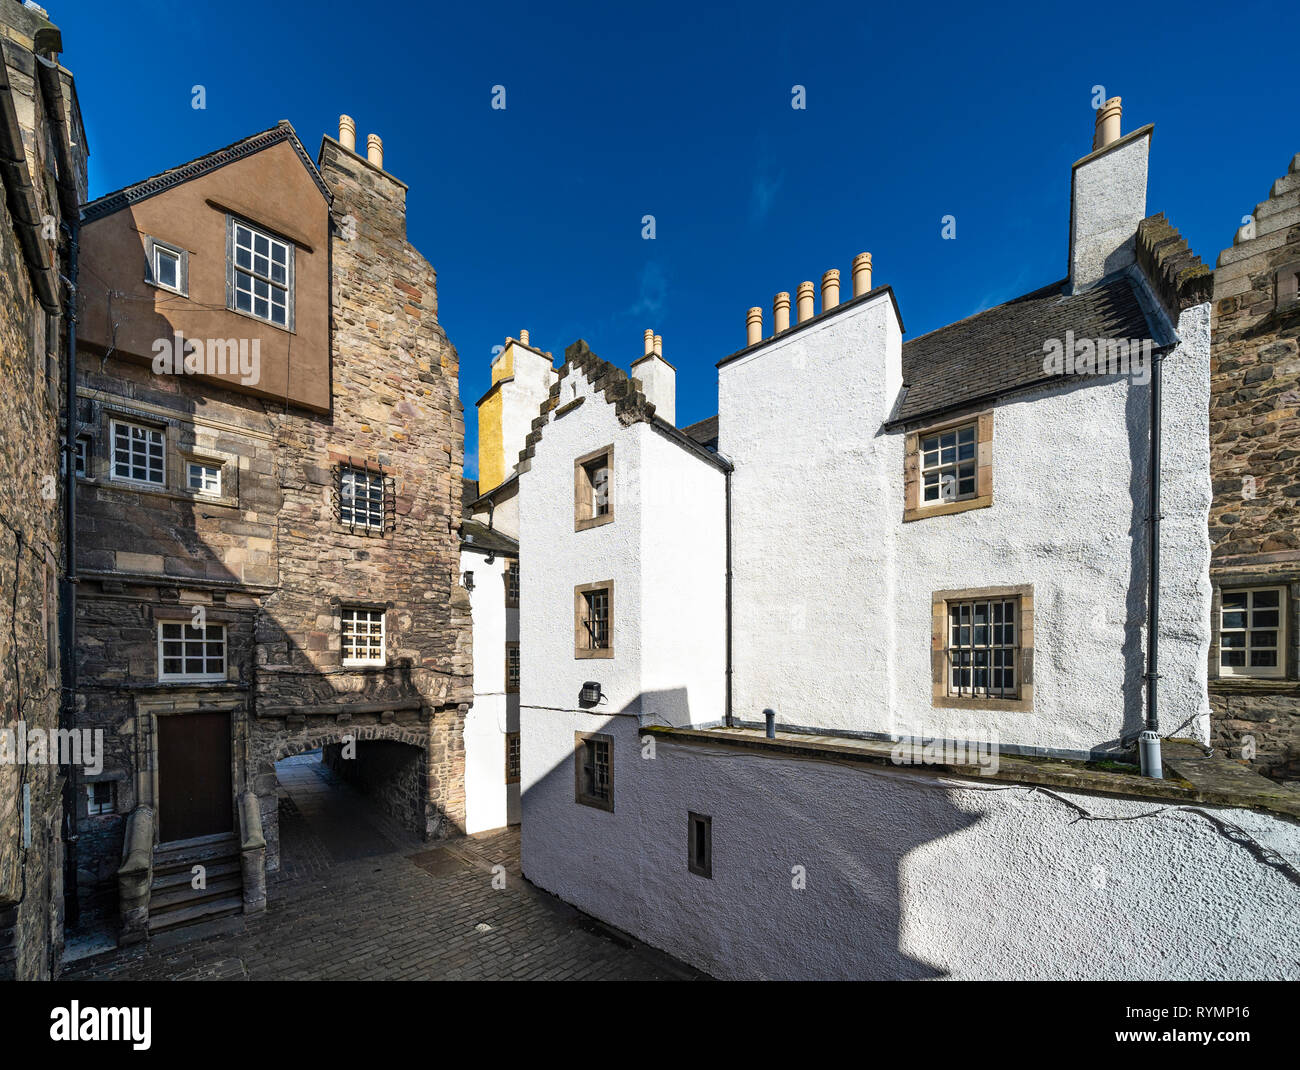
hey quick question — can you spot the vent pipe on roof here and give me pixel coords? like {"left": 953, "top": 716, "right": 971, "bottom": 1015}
{"left": 773, "top": 292, "right": 791, "bottom": 334}
{"left": 851, "top": 252, "right": 872, "bottom": 297}
{"left": 1093, "top": 97, "right": 1122, "bottom": 151}
{"left": 338, "top": 115, "right": 356, "bottom": 152}
{"left": 367, "top": 133, "right": 383, "bottom": 169}
{"left": 653, "top": 333, "right": 662, "bottom": 356}
{"left": 821, "top": 269, "right": 840, "bottom": 312}
{"left": 644, "top": 329, "right": 654, "bottom": 356}
{"left": 796, "top": 281, "right": 815, "bottom": 323}
{"left": 746, "top": 307, "right": 762, "bottom": 346}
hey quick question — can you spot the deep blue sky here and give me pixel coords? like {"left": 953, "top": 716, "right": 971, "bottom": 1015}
{"left": 51, "top": 0, "right": 1296, "bottom": 477}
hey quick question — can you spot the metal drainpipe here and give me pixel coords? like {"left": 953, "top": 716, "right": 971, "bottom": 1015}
{"left": 1141, "top": 341, "right": 1174, "bottom": 779}
{"left": 60, "top": 214, "right": 80, "bottom": 920}
{"left": 724, "top": 466, "right": 733, "bottom": 728}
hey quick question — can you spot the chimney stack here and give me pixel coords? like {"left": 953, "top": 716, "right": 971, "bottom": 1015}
{"left": 520, "top": 329, "right": 530, "bottom": 346}
{"left": 644, "top": 329, "right": 654, "bottom": 356}
{"left": 631, "top": 330, "right": 675, "bottom": 424}
{"left": 773, "top": 292, "right": 791, "bottom": 334}
{"left": 339, "top": 115, "right": 357, "bottom": 152}
{"left": 821, "top": 269, "right": 840, "bottom": 312}
{"left": 851, "top": 252, "right": 873, "bottom": 297}
{"left": 746, "top": 307, "right": 763, "bottom": 346}
{"left": 1092, "top": 97, "right": 1122, "bottom": 152}
{"left": 367, "top": 133, "right": 384, "bottom": 170}
{"left": 796, "top": 281, "right": 815, "bottom": 323}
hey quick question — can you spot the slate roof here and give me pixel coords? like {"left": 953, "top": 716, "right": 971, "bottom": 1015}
{"left": 460, "top": 478, "right": 478, "bottom": 517}
{"left": 81, "top": 121, "right": 331, "bottom": 223}
{"left": 459, "top": 519, "right": 518, "bottom": 556}
{"left": 681, "top": 415, "right": 719, "bottom": 451}
{"left": 893, "top": 273, "right": 1154, "bottom": 426}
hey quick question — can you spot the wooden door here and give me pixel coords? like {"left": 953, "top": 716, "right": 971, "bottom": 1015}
{"left": 157, "top": 712, "right": 233, "bottom": 842}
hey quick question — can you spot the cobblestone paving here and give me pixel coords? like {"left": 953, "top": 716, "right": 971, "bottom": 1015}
{"left": 64, "top": 755, "right": 701, "bottom": 981}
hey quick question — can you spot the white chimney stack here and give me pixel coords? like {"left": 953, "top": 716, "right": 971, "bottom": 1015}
{"left": 631, "top": 331, "right": 675, "bottom": 425}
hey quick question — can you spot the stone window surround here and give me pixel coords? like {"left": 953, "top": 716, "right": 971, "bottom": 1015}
{"left": 1276, "top": 260, "right": 1300, "bottom": 313}
{"left": 931, "top": 583, "right": 1035, "bottom": 712}
{"left": 1209, "top": 577, "right": 1295, "bottom": 684}
{"left": 97, "top": 403, "right": 239, "bottom": 507}
{"left": 574, "top": 443, "right": 614, "bottom": 532}
{"left": 574, "top": 730, "right": 614, "bottom": 812}
{"left": 688, "top": 811, "right": 712, "bottom": 879}
{"left": 574, "top": 579, "right": 614, "bottom": 660}
{"left": 143, "top": 234, "right": 190, "bottom": 298}
{"left": 904, "top": 409, "right": 994, "bottom": 522}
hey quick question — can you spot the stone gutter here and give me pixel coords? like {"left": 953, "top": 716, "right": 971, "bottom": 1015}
{"left": 642, "top": 726, "right": 1300, "bottom": 824}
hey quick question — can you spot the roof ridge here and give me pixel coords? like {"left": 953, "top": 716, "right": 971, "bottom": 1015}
{"left": 81, "top": 121, "right": 331, "bottom": 223}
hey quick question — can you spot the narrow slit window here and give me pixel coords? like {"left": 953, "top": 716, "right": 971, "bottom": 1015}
{"left": 688, "top": 812, "right": 712, "bottom": 878}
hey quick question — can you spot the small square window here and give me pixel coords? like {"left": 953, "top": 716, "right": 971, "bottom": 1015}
{"left": 505, "top": 731, "right": 520, "bottom": 785}
{"left": 157, "top": 620, "right": 226, "bottom": 681}
{"left": 574, "top": 445, "right": 614, "bottom": 530}
{"left": 1219, "top": 586, "right": 1287, "bottom": 680}
{"left": 59, "top": 435, "right": 90, "bottom": 478}
{"left": 342, "top": 607, "right": 386, "bottom": 666}
{"left": 339, "top": 465, "right": 386, "bottom": 531}
{"left": 905, "top": 412, "right": 993, "bottom": 523}
{"left": 505, "top": 641, "right": 520, "bottom": 693}
{"left": 932, "top": 585, "right": 1034, "bottom": 712}
{"left": 688, "top": 812, "right": 712, "bottom": 878}
{"left": 574, "top": 581, "right": 613, "bottom": 659}
{"left": 145, "top": 237, "right": 188, "bottom": 296}
{"left": 111, "top": 420, "right": 165, "bottom": 486}
{"left": 922, "top": 423, "right": 977, "bottom": 504}
{"left": 574, "top": 732, "right": 613, "bottom": 811}
{"left": 86, "top": 781, "right": 115, "bottom": 817}
{"left": 188, "top": 462, "right": 221, "bottom": 496}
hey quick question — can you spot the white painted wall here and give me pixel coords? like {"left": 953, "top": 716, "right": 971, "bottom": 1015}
{"left": 461, "top": 549, "right": 520, "bottom": 833}
{"left": 1070, "top": 131, "right": 1150, "bottom": 290}
{"left": 631, "top": 354, "right": 676, "bottom": 425}
{"left": 498, "top": 343, "right": 558, "bottom": 487}
{"left": 519, "top": 716, "right": 1300, "bottom": 980}
{"left": 719, "top": 289, "right": 1212, "bottom": 757}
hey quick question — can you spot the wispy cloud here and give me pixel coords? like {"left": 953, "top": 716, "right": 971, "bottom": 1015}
{"left": 629, "top": 260, "right": 669, "bottom": 318}
{"left": 750, "top": 170, "right": 784, "bottom": 223}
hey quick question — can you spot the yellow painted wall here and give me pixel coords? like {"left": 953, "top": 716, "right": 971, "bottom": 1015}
{"left": 478, "top": 386, "right": 506, "bottom": 491}
{"left": 491, "top": 344, "right": 514, "bottom": 385}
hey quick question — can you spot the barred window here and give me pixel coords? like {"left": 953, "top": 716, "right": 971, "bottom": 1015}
{"left": 946, "top": 598, "right": 1019, "bottom": 699}
{"left": 229, "top": 218, "right": 292, "bottom": 327}
{"left": 111, "top": 420, "right": 165, "bottom": 485}
{"left": 575, "top": 732, "right": 613, "bottom": 810}
{"left": 505, "top": 731, "right": 521, "bottom": 784}
{"left": 1219, "top": 587, "right": 1286, "bottom": 679}
{"left": 505, "top": 559, "right": 520, "bottom": 607}
{"left": 342, "top": 607, "right": 385, "bottom": 666}
{"left": 340, "top": 466, "right": 385, "bottom": 530}
{"left": 157, "top": 621, "right": 226, "bottom": 681}
{"left": 86, "top": 782, "right": 115, "bottom": 817}
{"left": 921, "top": 423, "right": 976, "bottom": 504}
{"left": 575, "top": 581, "right": 613, "bottom": 658}
{"left": 505, "top": 641, "right": 520, "bottom": 693}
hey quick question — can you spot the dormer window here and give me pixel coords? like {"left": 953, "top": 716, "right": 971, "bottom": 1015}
{"left": 227, "top": 218, "right": 293, "bottom": 328}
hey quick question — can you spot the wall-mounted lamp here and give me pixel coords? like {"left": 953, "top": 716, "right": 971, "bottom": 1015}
{"left": 579, "top": 681, "right": 604, "bottom": 707}
{"left": 462, "top": 571, "right": 475, "bottom": 592}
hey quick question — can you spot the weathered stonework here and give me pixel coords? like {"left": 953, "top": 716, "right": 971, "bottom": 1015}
{"left": 1209, "top": 153, "right": 1300, "bottom": 782}
{"left": 0, "top": 3, "right": 84, "bottom": 979}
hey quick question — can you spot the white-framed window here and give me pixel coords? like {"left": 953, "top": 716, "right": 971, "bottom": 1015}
{"left": 229, "top": 218, "right": 292, "bottom": 327}
{"left": 86, "top": 781, "right": 114, "bottom": 817}
{"left": 59, "top": 434, "right": 90, "bottom": 477}
{"left": 921, "top": 422, "right": 977, "bottom": 505}
{"left": 157, "top": 621, "right": 227, "bottom": 682}
{"left": 341, "top": 608, "right": 385, "bottom": 666}
{"left": 1219, "top": 586, "right": 1287, "bottom": 679}
{"left": 111, "top": 420, "right": 165, "bottom": 485}
{"left": 145, "top": 236, "right": 188, "bottom": 295}
{"left": 339, "top": 466, "right": 385, "bottom": 530}
{"left": 187, "top": 461, "right": 221, "bottom": 496}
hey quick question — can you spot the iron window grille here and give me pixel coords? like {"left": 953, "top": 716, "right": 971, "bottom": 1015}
{"left": 506, "top": 642, "right": 521, "bottom": 693}
{"left": 157, "top": 621, "right": 227, "bottom": 681}
{"left": 1219, "top": 587, "right": 1286, "bottom": 679}
{"left": 582, "top": 588, "right": 609, "bottom": 650}
{"left": 342, "top": 607, "right": 386, "bottom": 666}
{"left": 921, "top": 422, "right": 977, "bottom": 505}
{"left": 505, "top": 560, "right": 520, "bottom": 606}
{"left": 946, "top": 598, "right": 1019, "bottom": 699}
{"left": 505, "top": 732, "right": 521, "bottom": 784}
{"left": 111, "top": 420, "right": 165, "bottom": 486}
{"left": 334, "top": 462, "right": 396, "bottom": 533}
{"left": 575, "top": 732, "right": 613, "bottom": 810}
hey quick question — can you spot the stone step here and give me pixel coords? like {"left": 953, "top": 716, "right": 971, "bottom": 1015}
{"left": 150, "top": 873, "right": 243, "bottom": 914}
{"left": 147, "top": 895, "right": 243, "bottom": 935}
{"left": 151, "top": 859, "right": 242, "bottom": 893}
{"left": 153, "top": 852, "right": 240, "bottom": 879}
